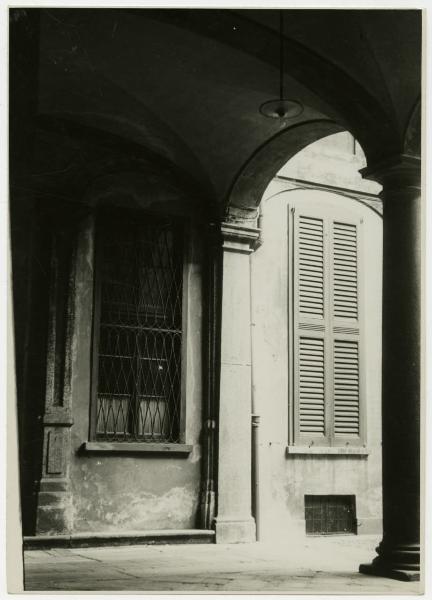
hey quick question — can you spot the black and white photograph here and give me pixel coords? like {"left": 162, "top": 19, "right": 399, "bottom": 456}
{"left": 6, "top": 2, "right": 426, "bottom": 595}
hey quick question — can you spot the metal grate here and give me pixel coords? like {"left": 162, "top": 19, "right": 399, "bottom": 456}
{"left": 94, "top": 213, "right": 183, "bottom": 442}
{"left": 305, "top": 495, "right": 357, "bottom": 535}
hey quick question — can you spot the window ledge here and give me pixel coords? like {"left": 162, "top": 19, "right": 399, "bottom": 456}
{"left": 286, "top": 445, "right": 369, "bottom": 456}
{"left": 81, "top": 442, "right": 193, "bottom": 456}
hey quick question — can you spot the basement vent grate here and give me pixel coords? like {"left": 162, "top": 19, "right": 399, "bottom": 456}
{"left": 304, "top": 494, "right": 357, "bottom": 535}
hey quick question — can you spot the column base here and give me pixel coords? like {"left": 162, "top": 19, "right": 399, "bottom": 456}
{"left": 215, "top": 517, "right": 256, "bottom": 544}
{"left": 359, "top": 562, "right": 419, "bottom": 582}
{"left": 359, "top": 541, "right": 420, "bottom": 582}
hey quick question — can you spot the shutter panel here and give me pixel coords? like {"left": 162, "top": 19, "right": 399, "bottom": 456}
{"left": 334, "top": 340, "right": 360, "bottom": 435}
{"left": 331, "top": 217, "right": 362, "bottom": 443}
{"left": 293, "top": 207, "right": 330, "bottom": 445}
{"left": 298, "top": 337, "right": 325, "bottom": 434}
{"left": 333, "top": 222, "right": 358, "bottom": 319}
{"left": 298, "top": 216, "right": 324, "bottom": 318}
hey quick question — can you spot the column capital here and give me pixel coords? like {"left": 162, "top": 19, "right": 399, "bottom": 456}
{"left": 360, "top": 154, "right": 421, "bottom": 192}
{"left": 220, "top": 222, "right": 261, "bottom": 254}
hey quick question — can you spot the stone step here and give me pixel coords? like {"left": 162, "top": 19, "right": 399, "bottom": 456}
{"left": 23, "top": 529, "right": 215, "bottom": 550}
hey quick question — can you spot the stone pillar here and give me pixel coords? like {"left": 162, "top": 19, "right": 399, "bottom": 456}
{"left": 35, "top": 207, "right": 92, "bottom": 534}
{"left": 359, "top": 155, "right": 421, "bottom": 581}
{"left": 35, "top": 223, "right": 75, "bottom": 534}
{"left": 214, "top": 220, "right": 260, "bottom": 543}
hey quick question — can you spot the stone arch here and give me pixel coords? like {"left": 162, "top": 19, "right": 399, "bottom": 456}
{"left": 225, "top": 119, "right": 344, "bottom": 218}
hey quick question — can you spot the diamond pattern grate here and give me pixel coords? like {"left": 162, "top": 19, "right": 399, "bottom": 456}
{"left": 95, "top": 214, "right": 183, "bottom": 442}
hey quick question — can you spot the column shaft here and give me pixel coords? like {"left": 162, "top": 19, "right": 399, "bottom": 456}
{"left": 360, "top": 158, "right": 421, "bottom": 581}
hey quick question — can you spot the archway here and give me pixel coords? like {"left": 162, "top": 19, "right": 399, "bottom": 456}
{"left": 216, "top": 117, "right": 421, "bottom": 582}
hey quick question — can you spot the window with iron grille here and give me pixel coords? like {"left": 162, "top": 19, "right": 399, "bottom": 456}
{"left": 90, "top": 212, "right": 184, "bottom": 443}
{"left": 304, "top": 495, "right": 357, "bottom": 535}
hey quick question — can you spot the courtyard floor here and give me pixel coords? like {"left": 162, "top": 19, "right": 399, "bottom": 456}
{"left": 23, "top": 534, "right": 422, "bottom": 594}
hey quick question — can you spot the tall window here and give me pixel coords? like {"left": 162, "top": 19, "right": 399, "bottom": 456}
{"left": 291, "top": 201, "right": 364, "bottom": 447}
{"left": 91, "top": 212, "right": 184, "bottom": 443}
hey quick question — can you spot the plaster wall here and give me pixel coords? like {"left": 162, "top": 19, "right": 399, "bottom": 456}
{"left": 252, "top": 184, "right": 383, "bottom": 541}
{"left": 278, "top": 131, "right": 381, "bottom": 195}
{"left": 67, "top": 218, "right": 203, "bottom": 533}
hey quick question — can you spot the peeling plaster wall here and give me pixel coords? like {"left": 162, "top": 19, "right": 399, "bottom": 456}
{"left": 67, "top": 217, "right": 203, "bottom": 534}
{"left": 252, "top": 179, "right": 383, "bottom": 541}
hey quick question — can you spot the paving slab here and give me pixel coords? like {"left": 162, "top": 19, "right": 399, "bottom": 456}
{"left": 23, "top": 535, "right": 422, "bottom": 593}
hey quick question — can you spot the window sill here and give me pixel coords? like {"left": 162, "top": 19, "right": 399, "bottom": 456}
{"left": 286, "top": 445, "right": 369, "bottom": 456}
{"left": 81, "top": 442, "right": 193, "bottom": 456}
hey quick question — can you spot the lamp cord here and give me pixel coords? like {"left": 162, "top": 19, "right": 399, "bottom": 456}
{"left": 279, "top": 10, "right": 284, "bottom": 100}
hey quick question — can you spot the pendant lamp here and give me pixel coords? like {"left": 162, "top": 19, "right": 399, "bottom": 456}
{"left": 259, "top": 10, "right": 303, "bottom": 119}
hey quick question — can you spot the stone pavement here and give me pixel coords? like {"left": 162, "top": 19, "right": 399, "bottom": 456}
{"left": 24, "top": 534, "right": 422, "bottom": 593}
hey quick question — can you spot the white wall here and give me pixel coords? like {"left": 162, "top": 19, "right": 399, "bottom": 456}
{"left": 251, "top": 184, "right": 383, "bottom": 541}
{"left": 278, "top": 131, "right": 381, "bottom": 195}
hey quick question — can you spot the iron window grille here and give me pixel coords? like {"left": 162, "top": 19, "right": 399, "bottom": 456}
{"left": 91, "top": 212, "right": 184, "bottom": 443}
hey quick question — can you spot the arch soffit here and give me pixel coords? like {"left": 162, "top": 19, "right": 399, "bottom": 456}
{"left": 35, "top": 113, "right": 218, "bottom": 218}
{"left": 226, "top": 119, "right": 344, "bottom": 215}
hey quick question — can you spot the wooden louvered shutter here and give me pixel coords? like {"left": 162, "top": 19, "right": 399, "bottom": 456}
{"left": 293, "top": 207, "right": 331, "bottom": 446}
{"left": 331, "top": 219, "right": 363, "bottom": 444}
{"left": 292, "top": 201, "right": 364, "bottom": 447}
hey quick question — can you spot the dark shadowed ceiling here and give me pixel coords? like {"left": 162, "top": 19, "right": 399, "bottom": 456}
{"left": 12, "top": 8, "right": 422, "bottom": 214}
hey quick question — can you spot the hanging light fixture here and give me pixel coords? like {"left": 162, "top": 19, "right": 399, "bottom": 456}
{"left": 259, "top": 10, "right": 303, "bottom": 119}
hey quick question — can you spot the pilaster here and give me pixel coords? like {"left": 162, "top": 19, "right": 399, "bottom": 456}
{"left": 35, "top": 226, "right": 75, "bottom": 534}
{"left": 35, "top": 206, "right": 92, "bottom": 535}
{"left": 214, "top": 217, "right": 260, "bottom": 543}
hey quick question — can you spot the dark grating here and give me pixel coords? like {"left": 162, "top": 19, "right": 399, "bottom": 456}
{"left": 95, "top": 214, "right": 183, "bottom": 442}
{"left": 305, "top": 495, "right": 357, "bottom": 535}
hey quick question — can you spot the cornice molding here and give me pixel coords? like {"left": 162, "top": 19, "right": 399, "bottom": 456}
{"left": 220, "top": 222, "right": 261, "bottom": 254}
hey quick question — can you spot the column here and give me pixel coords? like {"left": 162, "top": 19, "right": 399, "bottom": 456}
{"left": 359, "top": 155, "right": 421, "bottom": 581}
{"left": 214, "top": 220, "right": 260, "bottom": 543}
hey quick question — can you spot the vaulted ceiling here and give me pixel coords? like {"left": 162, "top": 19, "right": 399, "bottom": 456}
{"left": 11, "top": 8, "right": 422, "bottom": 214}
